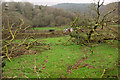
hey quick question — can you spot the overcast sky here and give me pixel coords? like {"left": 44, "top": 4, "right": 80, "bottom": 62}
{"left": 3, "top": 0, "right": 119, "bottom": 6}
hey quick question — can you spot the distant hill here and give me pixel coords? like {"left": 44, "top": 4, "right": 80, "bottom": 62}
{"left": 52, "top": 2, "right": 118, "bottom": 15}
{"left": 52, "top": 2, "right": 119, "bottom": 25}
{"left": 2, "top": 2, "right": 119, "bottom": 28}
{"left": 52, "top": 3, "right": 93, "bottom": 13}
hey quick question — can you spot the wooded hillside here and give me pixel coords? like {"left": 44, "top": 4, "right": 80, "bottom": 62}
{"left": 2, "top": 2, "right": 75, "bottom": 28}
{"left": 2, "top": 2, "right": 119, "bottom": 28}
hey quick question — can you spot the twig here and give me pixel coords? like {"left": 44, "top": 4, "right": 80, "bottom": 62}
{"left": 64, "top": 37, "right": 72, "bottom": 46}
{"left": 101, "top": 69, "right": 106, "bottom": 78}
{"left": 5, "top": 45, "right": 12, "bottom": 62}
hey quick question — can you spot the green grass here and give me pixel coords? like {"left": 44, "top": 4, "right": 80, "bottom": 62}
{"left": 29, "top": 27, "right": 65, "bottom": 31}
{"left": 111, "top": 25, "right": 120, "bottom": 27}
{"left": 3, "top": 37, "right": 118, "bottom": 78}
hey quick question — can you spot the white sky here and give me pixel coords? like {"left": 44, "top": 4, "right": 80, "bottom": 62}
{"left": 2, "top": 0, "right": 120, "bottom": 6}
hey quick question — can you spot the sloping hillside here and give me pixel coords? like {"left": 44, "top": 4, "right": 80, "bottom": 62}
{"left": 2, "top": 2, "right": 75, "bottom": 27}
{"left": 52, "top": 2, "right": 118, "bottom": 15}
{"left": 52, "top": 3, "right": 93, "bottom": 13}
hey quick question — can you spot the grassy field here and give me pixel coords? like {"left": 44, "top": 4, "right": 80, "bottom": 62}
{"left": 111, "top": 25, "right": 120, "bottom": 27}
{"left": 29, "top": 26, "right": 65, "bottom": 31}
{"left": 2, "top": 37, "right": 118, "bottom": 78}
{"left": 28, "top": 25, "right": 119, "bottom": 32}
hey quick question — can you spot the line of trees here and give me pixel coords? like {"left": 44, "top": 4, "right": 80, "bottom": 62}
{"left": 2, "top": 2, "right": 76, "bottom": 28}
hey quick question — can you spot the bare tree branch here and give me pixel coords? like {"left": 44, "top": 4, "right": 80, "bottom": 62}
{"left": 100, "top": 8, "right": 116, "bottom": 25}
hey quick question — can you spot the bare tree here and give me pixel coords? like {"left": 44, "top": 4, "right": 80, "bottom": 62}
{"left": 87, "top": 0, "right": 117, "bottom": 41}
{"left": 65, "top": 0, "right": 118, "bottom": 46}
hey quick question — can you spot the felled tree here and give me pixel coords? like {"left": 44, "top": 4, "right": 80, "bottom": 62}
{"left": 64, "top": 0, "right": 118, "bottom": 55}
{"left": 2, "top": 18, "right": 37, "bottom": 62}
{"left": 67, "top": 0, "right": 118, "bottom": 45}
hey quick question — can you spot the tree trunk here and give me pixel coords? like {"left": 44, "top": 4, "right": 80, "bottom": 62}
{"left": 88, "top": 25, "right": 98, "bottom": 40}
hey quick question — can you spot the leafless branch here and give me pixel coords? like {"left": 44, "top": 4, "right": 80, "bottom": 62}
{"left": 100, "top": 8, "right": 116, "bottom": 24}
